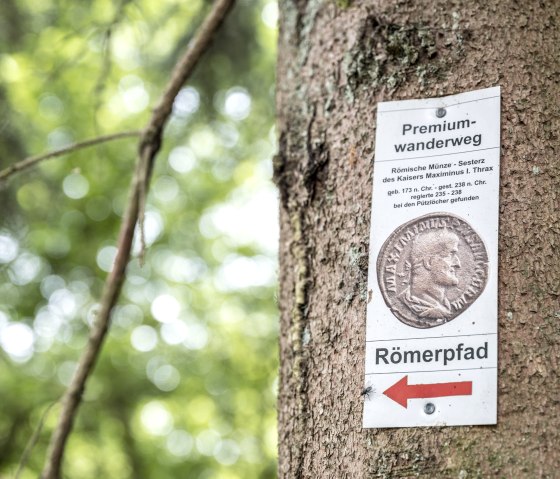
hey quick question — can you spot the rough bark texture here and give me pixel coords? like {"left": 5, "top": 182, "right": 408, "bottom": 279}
{"left": 275, "top": 1, "right": 559, "bottom": 478}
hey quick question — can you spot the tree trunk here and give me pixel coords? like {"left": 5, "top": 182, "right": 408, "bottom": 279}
{"left": 275, "top": 0, "right": 559, "bottom": 477}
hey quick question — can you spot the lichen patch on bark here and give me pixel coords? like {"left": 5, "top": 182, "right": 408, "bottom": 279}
{"left": 343, "top": 14, "right": 470, "bottom": 103}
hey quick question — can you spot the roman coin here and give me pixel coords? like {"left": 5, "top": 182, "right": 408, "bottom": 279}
{"left": 377, "top": 212, "right": 489, "bottom": 329}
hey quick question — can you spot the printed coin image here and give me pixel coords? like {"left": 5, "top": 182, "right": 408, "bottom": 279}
{"left": 377, "top": 212, "right": 489, "bottom": 329}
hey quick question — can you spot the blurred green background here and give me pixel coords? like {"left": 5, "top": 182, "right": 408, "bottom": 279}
{"left": 0, "top": 0, "right": 279, "bottom": 477}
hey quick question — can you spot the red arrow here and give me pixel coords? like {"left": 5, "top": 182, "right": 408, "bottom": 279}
{"left": 383, "top": 375, "right": 472, "bottom": 408}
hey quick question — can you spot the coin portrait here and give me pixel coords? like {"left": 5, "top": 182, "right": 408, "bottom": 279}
{"left": 377, "top": 212, "right": 489, "bottom": 329}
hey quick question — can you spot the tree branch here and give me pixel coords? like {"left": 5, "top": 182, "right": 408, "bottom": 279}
{"left": 39, "top": 1, "right": 236, "bottom": 478}
{"left": 15, "top": 401, "right": 58, "bottom": 479}
{"left": 0, "top": 130, "right": 141, "bottom": 183}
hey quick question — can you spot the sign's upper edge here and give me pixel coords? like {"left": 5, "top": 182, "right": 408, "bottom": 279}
{"left": 377, "top": 86, "right": 501, "bottom": 113}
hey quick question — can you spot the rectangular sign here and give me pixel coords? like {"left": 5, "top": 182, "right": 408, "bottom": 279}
{"left": 363, "top": 87, "right": 500, "bottom": 428}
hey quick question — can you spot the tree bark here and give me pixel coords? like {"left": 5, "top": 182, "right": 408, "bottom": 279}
{"left": 275, "top": 0, "right": 559, "bottom": 477}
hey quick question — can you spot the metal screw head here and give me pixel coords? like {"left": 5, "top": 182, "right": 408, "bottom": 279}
{"left": 424, "top": 402, "right": 436, "bottom": 415}
{"left": 436, "top": 107, "right": 446, "bottom": 118}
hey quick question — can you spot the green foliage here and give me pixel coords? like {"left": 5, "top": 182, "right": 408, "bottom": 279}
{"left": 0, "top": 0, "right": 279, "bottom": 477}
{"left": 334, "top": 0, "right": 352, "bottom": 8}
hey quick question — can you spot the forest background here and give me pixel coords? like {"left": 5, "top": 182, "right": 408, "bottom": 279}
{"left": 0, "top": 0, "right": 279, "bottom": 477}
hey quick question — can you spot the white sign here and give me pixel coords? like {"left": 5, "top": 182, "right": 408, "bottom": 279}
{"left": 363, "top": 87, "right": 500, "bottom": 428}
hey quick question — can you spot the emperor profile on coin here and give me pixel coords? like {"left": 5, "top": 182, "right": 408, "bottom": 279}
{"left": 377, "top": 212, "right": 489, "bottom": 329}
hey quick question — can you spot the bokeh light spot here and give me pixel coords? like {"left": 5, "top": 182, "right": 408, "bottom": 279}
{"left": 214, "top": 439, "right": 241, "bottom": 466}
{"left": 63, "top": 173, "right": 89, "bottom": 200}
{"left": 96, "top": 245, "right": 118, "bottom": 273}
{"left": 131, "top": 325, "right": 158, "bottom": 352}
{"left": 8, "top": 253, "right": 42, "bottom": 286}
{"left": 0, "top": 322, "right": 35, "bottom": 362}
{"left": 119, "top": 75, "right": 149, "bottom": 113}
{"left": 160, "top": 319, "right": 188, "bottom": 345}
{"left": 86, "top": 197, "right": 112, "bottom": 221}
{"left": 151, "top": 294, "right": 180, "bottom": 323}
{"left": 152, "top": 364, "right": 180, "bottom": 392}
{"left": 153, "top": 176, "right": 179, "bottom": 203}
{"left": 168, "top": 146, "right": 196, "bottom": 173}
{"left": 196, "top": 429, "right": 221, "bottom": 456}
{"left": 57, "top": 361, "right": 77, "bottom": 386}
{"left": 166, "top": 430, "right": 194, "bottom": 457}
{"left": 173, "top": 87, "right": 200, "bottom": 118}
{"left": 39, "top": 94, "right": 64, "bottom": 119}
{"left": 261, "top": 2, "right": 279, "bottom": 28}
{"left": 223, "top": 87, "right": 252, "bottom": 120}
{"left": 183, "top": 322, "right": 209, "bottom": 351}
{"left": 0, "top": 233, "right": 18, "bottom": 263}
{"left": 140, "top": 401, "right": 174, "bottom": 436}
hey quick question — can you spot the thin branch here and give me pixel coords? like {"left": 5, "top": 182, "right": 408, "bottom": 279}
{"left": 0, "top": 130, "right": 141, "bottom": 183}
{"left": 93, "top": 0, "right": 135, "bottom": 130}
{"left": 94, "top": 0, "right": 132, "bottom": 101}
{"left": 39, "top": 1, "right": 236, "bottom": 478}
{"left": 15, "top": 401, "right": 58, "bottom": 479}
